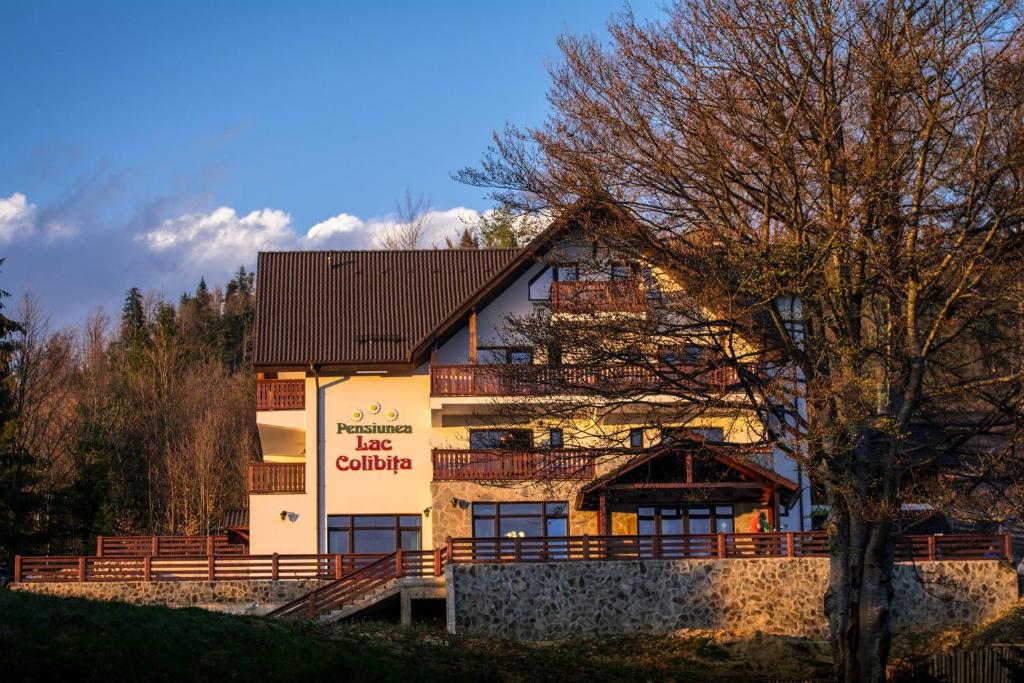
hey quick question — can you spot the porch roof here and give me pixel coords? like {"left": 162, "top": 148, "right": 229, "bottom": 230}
{"left": 575, "top": 439, "right": 799, "bottom": 510}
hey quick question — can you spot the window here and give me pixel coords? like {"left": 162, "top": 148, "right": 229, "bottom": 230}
{"left": 611, "top": 262, "right": 632, "bottom": 280}
{"left": 478, "top": 346, "right": 533, "bottom": 365}
{"left": 660, "top": 427, "right": 724, "bottom": 444}
{"left": 555, "top": 263, "right": 579, "bottom": 282}
{"left": 327, "top": 514, "right": 422, "bottom": 554}
{"left": 690, "top": 427, "right": 725, "bottom": 442}
{"left": 548, "top": 428, "right": 564, "bottom": 448}
{"left": 641, "top": 267, "right": 662, "bottom": 299}
{"left": 637, "top": 505, "right": 734, "bottom": 536}
{"left": 528, "top": 266, "right": 554, "bottom": 301}
{"left": 469, "top": 429, "right": 532, "bottom": 450}
{"left": 629, "top": 428, "right": 645, "bottom": 449}
{"left": 472, "top": 502, "right": 569, "bottom": 538}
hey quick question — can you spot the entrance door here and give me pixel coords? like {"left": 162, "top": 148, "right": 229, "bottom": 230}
{"left": 636, "top": 505, "right": 735, "bottom": 557}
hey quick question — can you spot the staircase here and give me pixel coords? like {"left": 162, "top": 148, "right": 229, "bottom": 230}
{"left": 269, "top": 548, "right": 446, "bottom": 622}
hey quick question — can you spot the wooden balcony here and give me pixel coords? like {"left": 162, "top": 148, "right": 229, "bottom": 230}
{"left": 248, "top": 462, "right": 305, "bottom": 494}
{"left": 430, "top": 363, "right": 738, "bottom": 397}
{"left": 256, "top": 379, "right": 305, "bottom": 411}
{"left": 550, "top": 279, "right": 645, "bottom": 313}
{"left": 432, "top": 448, "right": 596, "bottom": 481}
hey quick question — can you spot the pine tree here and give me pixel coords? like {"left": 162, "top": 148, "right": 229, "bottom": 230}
{"left": 0, "top": 258, "right": 40, "bottom": 562}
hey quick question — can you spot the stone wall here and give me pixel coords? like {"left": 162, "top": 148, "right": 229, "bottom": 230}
{"left": 12, "top": 579, "right": 328, "bottom": 614}
{"left": 447, "top": 558, "right": 1017, "bottom": 641}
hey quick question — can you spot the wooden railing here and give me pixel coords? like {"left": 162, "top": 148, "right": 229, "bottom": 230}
{"left": 430, "top": 363, "right": 738, "bottom": 397}
{"left": 13, "top": 552, "right": 384, "bottom": 583}
{"left": 248, "top": 462, "right": 305, "bottom": 494}
{"left": 432, "top": 449, "right": 596, "bottom": 481}
{"left": 270, "top": 548, "right": 446, "bottom": 621}
{"left": 256, "top": 379, "right": 305, "bottom": 411}
{"left": 550, "top": 279, "right": 645, "bottom": 313}
{"left": 446, "top": 532, "right": 1011, "bottom": 563}
{"left": 96, "top": 535, "right": 246, "bottom": 557}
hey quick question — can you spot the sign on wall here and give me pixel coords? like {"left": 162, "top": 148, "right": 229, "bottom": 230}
{"left": 335, "top": 402, "right": 413, "bottom": 474}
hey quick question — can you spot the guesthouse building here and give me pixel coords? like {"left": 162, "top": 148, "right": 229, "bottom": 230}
{"left": 248, "top": 215, "right": 814, "bottom": 558}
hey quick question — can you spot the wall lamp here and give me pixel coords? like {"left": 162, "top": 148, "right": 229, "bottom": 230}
{"left": 450, "top": 498, "right": 469, "bottom": 510}
{"left": 280, "top": 510, "right": 288, "bottom": 521}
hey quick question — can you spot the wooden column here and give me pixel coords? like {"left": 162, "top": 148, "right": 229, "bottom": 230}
{"left": 468, "top": 310, "right": 478, "bottom": 363}
{"left": 598, "top": 492, "right": 608, "bottom": 535}
{"left": 766, "top": 486, "right": 777, "bottom": 530}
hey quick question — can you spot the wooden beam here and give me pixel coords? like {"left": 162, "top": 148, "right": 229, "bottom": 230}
{"left": 598, "top": 492, "right": 608, "bottom": 535}
{"left": 685, "top": 453, "right": 693, "bottom": 483}
{"left": 468, "top": 310, "right": 478, "bottom": 364}
{"left": 603, "top": 482, "right": 765, "bottom": 490}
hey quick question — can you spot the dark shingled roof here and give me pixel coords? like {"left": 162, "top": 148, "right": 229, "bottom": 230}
{"left": 254, "top": 249, "right": 522, "bottom": 367}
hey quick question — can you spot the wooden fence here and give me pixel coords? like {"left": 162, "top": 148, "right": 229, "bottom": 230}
{"left": 270, "top": 548, "right": 446, "bottom": 620}
{"left": 248, "top": 462, "right": 305, "bottom": 494}
{"left": 446, "top": 532, "right": 1010, "bottom": 564}
{"left": 431, "top": 448, "right": 596, "bottom": 481}
{"left": 14, "top": 552, "right": 384, "bottom": 583}
{"left": 430, "top": 363, "right": 739, "bottom": 397}
{"left": 95, "top": 535, "right": 245, "bottom": 557}
{"left": 15, "top": 532, "right": 1009, "bottom": 584}
{"left": 256, "top": 379, "right": 305, "bottom": 411}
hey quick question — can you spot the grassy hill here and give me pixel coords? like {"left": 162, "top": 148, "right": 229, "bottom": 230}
{"left": 0, "top": 589, "right": 834, "bottom": 682}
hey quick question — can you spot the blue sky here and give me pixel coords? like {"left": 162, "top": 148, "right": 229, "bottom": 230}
{"left": 0, "top": 0, "right": 660, "bottom": 325}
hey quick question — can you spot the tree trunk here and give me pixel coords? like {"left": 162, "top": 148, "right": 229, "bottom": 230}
{"left": 824, "top": 499, "right": 894, "bottom": 682}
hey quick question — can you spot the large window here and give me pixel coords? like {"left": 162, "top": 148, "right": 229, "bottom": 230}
{"left": 327, "top": 514, "right": 422, "bottom": 554}
{"left": 637, "top": 505, "right": 734, "bottom": 536}
{"left": 469, "top": 429, "right": 532, "bottom": 450}
{"left": 472, "top": 502, "right": 569, "bottom": 538}
{"left": 478, "top": 346, "right": 533, "bottom": 365}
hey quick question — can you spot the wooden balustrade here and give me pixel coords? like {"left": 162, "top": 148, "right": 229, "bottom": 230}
{"left": 432, "top": 449, "right": 596, "bottom": 481}
{"left": 15, "top": 532, "right": 1008, "bottom": 587}
{"left": 248, "top": 462, "right": 305, "bottom": 494}
{"left": 256, "top": 379, "right": 305, "bottom": 411}
{"left": 13, "top": 552, "right": 382, "bottom": 583}
{"left": 430, "top": 363, "right": 738, "bottom": 397}
{"left": 96, "top": 535, "right": 246, "bottom": 557}
{"left": 550, "top": 279, "right": 646, "bottom": 313}
{"left": 271, "top": 548, "right": 447, "bottom": 621}
{"left": 446, "top": 532, "right": 1010, "bottom": 563}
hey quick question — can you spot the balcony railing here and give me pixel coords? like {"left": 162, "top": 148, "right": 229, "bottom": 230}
{"left": 256, "top": 379, "right": 305, "bottom": 411}
{"left": 430, "top": 364, "right": 738, "bottom": 397}
{"left": 550, "top": 279, "right": 646, "bottom": 313}
{"left": 248, "top": 462, "right": 305, "bottom": 494}
{"left": 432, "top": 449, "right": 597, "bottom": 481}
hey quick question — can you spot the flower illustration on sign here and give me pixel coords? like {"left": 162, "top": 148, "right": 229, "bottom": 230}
{"left": 368, "top": 402, "right": 382, "bottom": 415}
{"left": 350, "top": 409, "right": 364, "bottom": 422}
{"left": 384, "top": 408, "right": 399, "bottom": 421}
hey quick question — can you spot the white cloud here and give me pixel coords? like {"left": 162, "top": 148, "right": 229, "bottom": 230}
{"left": 0, "top": 192, "right": 80, "bottom": 244}
{"left": 137, "top": 204, "right": 485, "bottom": 279}
{"left": 0, "top": 193, "right": 38, "bottom": 243}
{"left": 305, "top": 212, "right": 363, "bottom": 241}
{"left": 140, "top": 206, "right": 298, "bottom": 264}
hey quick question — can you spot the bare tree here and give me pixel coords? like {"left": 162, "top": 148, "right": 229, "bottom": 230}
{"left": 459, "top": 1, "right": 1024, "bottom": 679}
{"left": 379, "top": 189, "right": 432, "bottom": 249}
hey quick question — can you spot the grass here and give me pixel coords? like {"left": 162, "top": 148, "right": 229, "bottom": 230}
{"left": 0, "top": 589, "right": 836, "bottom": 682}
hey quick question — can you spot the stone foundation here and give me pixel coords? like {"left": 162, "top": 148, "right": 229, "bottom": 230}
{"left": 446, "top": 558, "right": 1017, "bottom": 641}
{"left": 12, "top": 579, "right": 328, "bottom": 614}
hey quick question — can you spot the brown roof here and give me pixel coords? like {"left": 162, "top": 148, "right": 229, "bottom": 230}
{"left": 254, "top": 249, "right": 521, "bottom": 367}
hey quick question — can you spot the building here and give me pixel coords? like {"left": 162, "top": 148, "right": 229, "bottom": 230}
{"left": 248, "top": 217, "right": 814, "bottom": 557}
